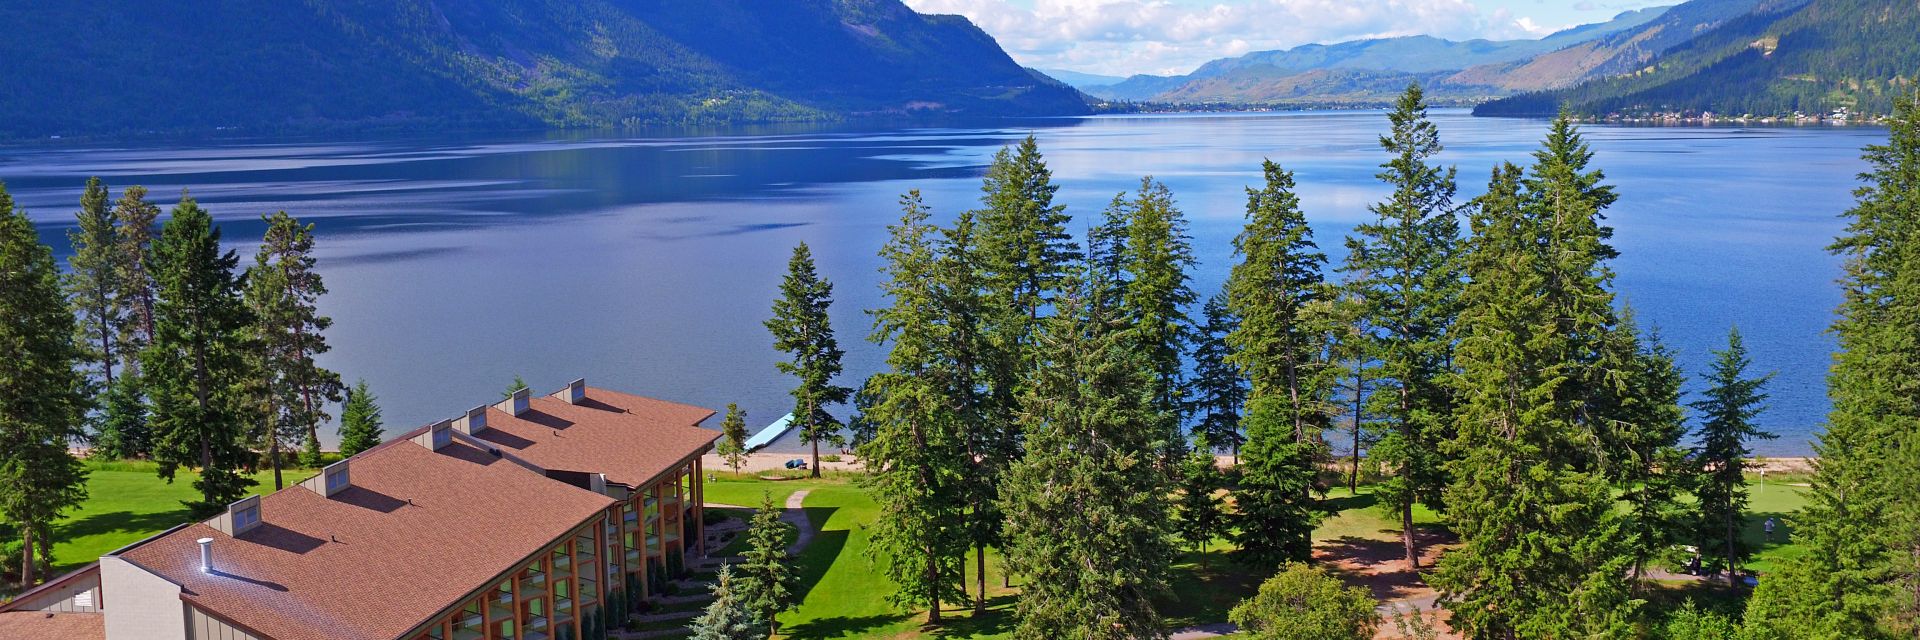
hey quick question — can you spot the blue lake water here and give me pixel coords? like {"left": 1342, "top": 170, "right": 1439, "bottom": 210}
{"left": 5, "top": 110, "right": 1881, "bottom": 456}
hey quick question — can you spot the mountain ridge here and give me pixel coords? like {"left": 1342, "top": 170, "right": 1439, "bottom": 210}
{"left": 0, "top": 0, "right": 1088, "bottom": 139}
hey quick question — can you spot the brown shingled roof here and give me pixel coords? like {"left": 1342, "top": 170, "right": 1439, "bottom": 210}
{"left": 116, "top": 437, "right": 614, "bottom": 640}
{"left": 473, "top": 387, "right": 718, "bottom": 487}
{"left": 0, "top": 611, "right": 104, "bottom": 640}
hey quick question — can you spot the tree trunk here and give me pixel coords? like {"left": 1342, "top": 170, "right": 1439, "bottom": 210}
{"left": 1726, "top": 511, "right": 1738, "bottom": 585}
{"left": 1402, "top": 504, "right": 1418, "bottom": 569}
{"left": 974, "top": 543, "right": 987, "bottom": 614}
{"left": 1349, "top": 361, "right": 1364, "bottom": 494}
{"left": 20, "top": 523, "right": 34, "bottom": 589}
{"left": 927, "top": 543, "right": 942, "bottom": 624}
{"left": 270, "top": 431, "right": 284, "bottom": 490}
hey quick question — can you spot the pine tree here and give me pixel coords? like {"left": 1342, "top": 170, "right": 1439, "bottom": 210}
{"left": 717, "top": 403, "right": 749, "bottom": 474}
{"left": 735, "top": 492, "right": 796, "bottom": 638}
{"left": 1604, "top": 307, "right": 1690, "bottom": 589}
{"left": 765, "top": 242, "right": 851, "bottom": 478}
{"left": 67, "top": 177, "right": 126, "bottom": 395}
{"left": 1327, "top": 278, "right": 1378, "bottom": 493}
{"left": 1344, "top": 84, "right": 1463, "bottom": 568}
{"left": 1223, "top": 161, "right": 1329, "bottom": 564}
{"left": 1174, "top": 440, "right": 1227, "bottom": 553}
{"left": 1435, "top": 159, "right": 1636, "bottom": 638}
{"left": 0, "top": 183, "right": 93, "bottom": 589}
{"left": 999, "top": 284, "right": 1174, "bottom": 640}
{"left": 1689, "top": 327, "right": 1773, "bottom": 583}
{"left": 503, "top": 375, "right": 528, "bottom": 399}
{"left": 1744, "top": 90, "right": 1920, "bottom": 639}
{"left": 937, "top": 209, "right": 1006, "bottom": 611}
{"left": 968, "top": 136, "right": 1080, "bottom": 609}
{"left": 143, "top": 194, "right": 258, "bottom": 518}
{"left": 1188, "top": 293, "right": 1247, "bottom": 462}
{"left": 245, "top": 212, "right": 343, "bottom": 480}
{"left": 688, "top": 565, "right": 764, "bottom": 640}
{"left": 860, "top": 192, "right": 968, "bottom": 622}
{"left": 1117, "top": 178, "right": 1197, "bottom": 443}
{"left": 113, "top": 186, "right": 161, "bottom": 370}
{"left": 337, "top": 380, "right": 384, "bottom": 457}
{"left": 94, "top": 373, "right": 150, "bottom": 460}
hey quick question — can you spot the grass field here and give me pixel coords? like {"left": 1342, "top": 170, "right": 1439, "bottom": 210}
{"left": 44, "top": 460, "right": 314, "bottom": 576}
{"left": 36, "top": 464, "right": 1810, "bottom": 638}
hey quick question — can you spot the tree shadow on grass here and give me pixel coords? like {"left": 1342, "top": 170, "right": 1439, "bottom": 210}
{"left": 56, "top": 509, "right": 189, "bottom": 543}
{"left": 782, "top": 613, "right": 913, "bottom": 639}
{"left": 930, "top": 594, "right": 1017, "bottom": 638}
{"left": 1160, "top": 548, "right": 1263, "bottom": 627}
{"left": 1323, "top": 490, "right": 1379, "bottom": 513}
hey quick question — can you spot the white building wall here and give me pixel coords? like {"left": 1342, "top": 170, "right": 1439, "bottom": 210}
{"left": 101, "top": 556, "right": 187, "bottom": 640}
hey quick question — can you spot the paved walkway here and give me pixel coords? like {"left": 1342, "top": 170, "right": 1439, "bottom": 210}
{"left": 1169, "top": 622, "right": 1236, "bottom": 639}
{"left": 783, "top": 490, "right": 813, "bottom": 555}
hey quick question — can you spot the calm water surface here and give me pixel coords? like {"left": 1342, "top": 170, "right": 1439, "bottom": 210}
{"left": 5, "top": 111, "right": 1880, "bottom": 456}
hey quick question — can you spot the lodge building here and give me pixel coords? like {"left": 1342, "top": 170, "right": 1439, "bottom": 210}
{"left": 0, "top": 380, "right": 718, "bottom": 640}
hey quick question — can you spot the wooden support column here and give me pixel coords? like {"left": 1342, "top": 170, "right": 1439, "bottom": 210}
{"left": 634, "top": 495, "right": 649, "bottom": 601}
{"left": 694, "top": 455, "right": 706, "bottom": 557}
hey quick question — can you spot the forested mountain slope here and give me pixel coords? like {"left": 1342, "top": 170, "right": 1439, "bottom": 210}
{"left": 0, "top": 0, "right": 1087, "bottom": 138}
{"left": 1476, "top": 0, "right": 1920, "bottom": 117}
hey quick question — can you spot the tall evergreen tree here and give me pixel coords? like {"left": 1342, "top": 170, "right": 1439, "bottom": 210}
{"left": 1604, "top": 307, "right": 1690, "bottom": 589}
{"left": 1223, "top": 161, "right": 1329, "bottom": 564}
{"left": 716, "top": 403, "right": 749, "bottom": 474}
{"left": 1327, "top": 278, "right": 1378, "bottom": 493}
{"left": 1188, "top": 292, "right": 1247, "bottom": 461}
{"left": 937, "top": 209, "right": 1005, "bottom": 610}
{"left": 999, "top": 283, "right": 1174, "bottom": 640}
{"left": 1689, "top": 328, "right": 1773, "bottom": 583}
{"left": 113, "top": 186, "right": 161, "bottom": 369}
{"left": 1117, "top": 178, "right": 1197, "bottom": 443}
{"left": 143, "top": 194, "right": 258, "bottom": 517}
{"left": 736, "top": 492, "right": 796, "bottom": 639}
{"left": 765, "top": 242, "right": 851, "bottom": 478}
{"left": 965, "top": 136, "right": 1078, "bottom": 609}
{"left": 1744, "top": 90, "right": 1920, "bottom": 639}
{"left": 1344, "top": 84, "right": 1463, "bottom": 568}
{"left": 1436, "top": 157, "right": 1636, "bottom": 638}
{"left": 860, "top": 192, "right": 968, "bottom": 623}
{"left": 245, "top": 212, "right": 343, "bottom": 481}
{"left": 0, "top": 184, "right": 92, "bottom": 590}
{"left": 337, "top": 380, "right": 384, "bottom": 457}
{"left": 67, "top": 177, "right": 126, "bottom": 393}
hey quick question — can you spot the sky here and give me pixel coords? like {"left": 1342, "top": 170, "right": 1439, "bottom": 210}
{"left": 900, "top": 0, "right": 1673, "bottom": 77}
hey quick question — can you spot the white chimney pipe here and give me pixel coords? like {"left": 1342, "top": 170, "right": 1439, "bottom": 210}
{"left": 198, "top": 537, "right": 214, "bottom": 573}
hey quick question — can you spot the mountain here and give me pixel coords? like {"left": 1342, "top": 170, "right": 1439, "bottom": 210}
{"left": 1189, "top": 10, "right": 1668, "bottom": 78}
{"left": 1476, "top": 0, "right": 1920, "bottom": 117}
{"left": 1447, "top": 0, "right": 1789, "bottom": 92}
{"left": 0, "top": 0, "right": 1088, "bottom": 139}
{"left": 1036, "top": 68, "right": 1128, "bottom": 89}
{"left": 1079, "top": 6, "right": 1671, "bottom": 104}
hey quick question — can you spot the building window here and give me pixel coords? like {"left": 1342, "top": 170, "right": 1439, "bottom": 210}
{"left": 234, "top": 506, "right": 260, "bottom": 531}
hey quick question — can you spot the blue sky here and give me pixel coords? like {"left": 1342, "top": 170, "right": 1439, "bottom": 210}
{"left": 902, "top": 0, "right": 1672, "bottom": 76}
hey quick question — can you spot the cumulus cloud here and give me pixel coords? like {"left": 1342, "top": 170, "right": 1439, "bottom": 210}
{"left": 903, "top": 0, "right": 1572, "bottom": 76}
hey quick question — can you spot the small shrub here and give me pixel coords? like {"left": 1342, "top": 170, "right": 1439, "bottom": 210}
{"left": 1662, "top": 600, "right": 1740, "bottom": 640}
{"left": 1229, "top": 562, "right": 1378, "bottom": 640}
{"left": 819, "top": 454, "right": 842, "bottom": 463}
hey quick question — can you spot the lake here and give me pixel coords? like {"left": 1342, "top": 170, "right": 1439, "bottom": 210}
{"left": 5, "top": 110, "right": 1880, "bottom": 457}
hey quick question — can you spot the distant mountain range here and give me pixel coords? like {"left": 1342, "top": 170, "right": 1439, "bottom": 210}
{"left": 1477, "top": 0, "right": 1919, "bottom": 117}
{"left": 1050, "top": 0, "right": 1904, "bottom": 116}
{"left": 0, "top": 0, "right": 1087, "bottom": 139}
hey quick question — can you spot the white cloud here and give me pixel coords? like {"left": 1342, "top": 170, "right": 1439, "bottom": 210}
{"left": 903, "top": 0, "right": 1567, "bottom": 76}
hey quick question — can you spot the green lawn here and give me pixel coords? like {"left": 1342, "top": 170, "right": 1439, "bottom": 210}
{"left": 46, "top": 460, "right": 312, "bottom": 575}
{"left": 38, "top": 464, "right": 1813, "bottom": 638}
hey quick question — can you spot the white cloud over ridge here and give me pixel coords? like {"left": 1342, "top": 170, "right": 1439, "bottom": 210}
{"left": 903, "top": 0, "right": 1622, "bottom": 77}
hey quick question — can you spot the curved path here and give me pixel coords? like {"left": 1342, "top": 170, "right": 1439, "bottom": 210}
{"left": 783, "top": 489, "right": 814, "bottom": 555}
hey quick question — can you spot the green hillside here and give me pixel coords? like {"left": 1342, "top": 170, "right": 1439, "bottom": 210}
{"left": 1476, "top": 0, "right": 1920, "bottom": 117}
{"left": 0, "top": 0, "right": 1087, "bottom": 139}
